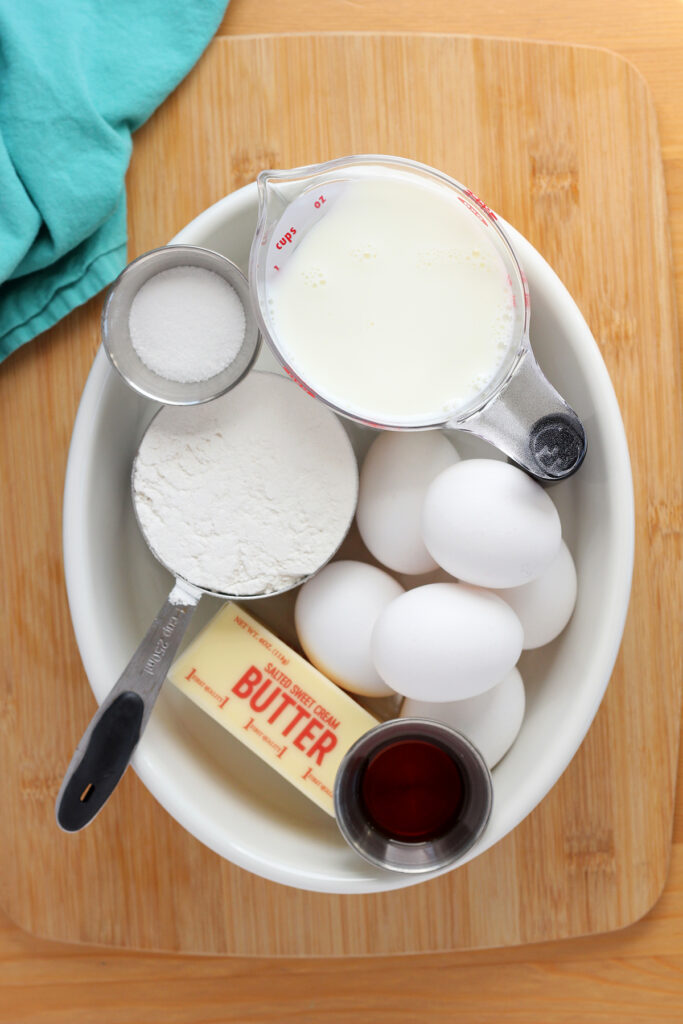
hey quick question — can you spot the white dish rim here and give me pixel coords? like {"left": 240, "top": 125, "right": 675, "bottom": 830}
{"left": 62, "top": 181, "right": 635, "bottom": 892}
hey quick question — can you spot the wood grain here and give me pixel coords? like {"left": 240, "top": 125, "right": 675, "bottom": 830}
{"left": 1, "top": 2, "right": 683, "bottom": 1014}
{"left": 0, "top": 33, "right": 680, "bottom": 963}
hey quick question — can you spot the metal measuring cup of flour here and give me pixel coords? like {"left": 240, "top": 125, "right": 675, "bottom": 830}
{"left": 102, "top": 244, "right": 260, "bottom": 404}
{"left": 249, "top": 155, "right": 586, "bottom": 481}
{"left": 56, "top": 373, "right": 359, "bottom": 832}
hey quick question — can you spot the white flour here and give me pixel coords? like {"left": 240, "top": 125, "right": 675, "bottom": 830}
{"left": 133, "top": 372, "right": 358, "bottom": 595}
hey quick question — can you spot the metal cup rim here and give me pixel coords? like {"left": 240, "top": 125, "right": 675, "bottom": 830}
{"left": 101, "top": 244, "right": 261, "bottom": 406}
{"left": 333, "top": 718, "right": 493, "bottom": 874}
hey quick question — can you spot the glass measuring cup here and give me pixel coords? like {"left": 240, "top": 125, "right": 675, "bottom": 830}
{"left": 249, "top": 155, "right": 586, "bottom": 481}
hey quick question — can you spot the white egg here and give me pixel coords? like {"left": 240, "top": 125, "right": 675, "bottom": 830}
{"left": 295, "top": 560, "right": 403, "bottom": 697}
{"left": 400, "top": 667, "right": 525, "bottom": 768}
{"left": 422, "top": 459, "right": 562, "bottom": 588}
{"left": 370, "top": 582, "right": 523, "bottom": 701}
{"left": 357, "top": 430, "right": 459, "bottom": 574}
{"left": 492, "top": 540, "right": 577, "bottom": 649}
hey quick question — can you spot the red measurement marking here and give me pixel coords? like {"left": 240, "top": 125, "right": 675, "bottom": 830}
{"left": 464, "top": 188, "right": 497, "bottom": 220}
{"left": 457, "top": 194, "right": 488, "bottom": 226}
{"left": 283, "top": 365, "right": 316, "bottom": 398}
{"left": 274, "top": 265, "right": 280, "bottom": 271}
{"left": 314, "top": 194, "right": 327, "bottom": 209}
{"left": 275, "top": 227, "right": 297, "bottom": 251}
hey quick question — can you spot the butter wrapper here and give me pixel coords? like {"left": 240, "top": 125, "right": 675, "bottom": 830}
{"left": 168, "top": 603, "right": 378, "bottom": 815}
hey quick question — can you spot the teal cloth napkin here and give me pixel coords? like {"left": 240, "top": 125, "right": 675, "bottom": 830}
{"left": 0, "top": 0, "right": 229, "bottom": 362}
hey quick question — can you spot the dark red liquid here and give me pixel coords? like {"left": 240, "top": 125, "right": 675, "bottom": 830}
{"left": 360, "top": 739, "right": 465, "bottom": 841}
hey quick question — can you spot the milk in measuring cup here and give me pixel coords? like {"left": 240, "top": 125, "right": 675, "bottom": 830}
{"left": 267, "top": 177, "right": 518, "bottom": 425}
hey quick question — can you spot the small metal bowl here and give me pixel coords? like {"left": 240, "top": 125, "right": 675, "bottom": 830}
{"left": 101, "top": 245, "right": 260, "bottom": 405}
{"left": 334, "top": 718, "right": 493, "bottom": 873}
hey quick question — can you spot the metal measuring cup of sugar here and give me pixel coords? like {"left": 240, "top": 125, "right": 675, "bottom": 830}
{"left": 56, "top": 372, "right": 359, "bottom": 832}
{"left": 102, "top": 244, "right": 261, "bottom": 405}
{"left": 249, "top": 155, "right": 586, "bottom": 482}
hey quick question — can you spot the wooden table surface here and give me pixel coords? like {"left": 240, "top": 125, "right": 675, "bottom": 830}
{"left": 1, "top": 1, "right": 682, "bottom": 1020}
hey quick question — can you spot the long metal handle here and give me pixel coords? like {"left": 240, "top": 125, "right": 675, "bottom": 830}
{"left": 455, "top": 348, "right": 587, "bottom": 481}
{"left": 56, "top": 581, "right": 200, "bottom": 832}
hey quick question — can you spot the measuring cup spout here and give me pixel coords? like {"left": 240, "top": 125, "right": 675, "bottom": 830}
{"left": 454, "top": 348, "right": 587, "bottom": 481}
{"left": 257, "top": 171, "right": 290, "bottom": 224}
{"left": 256, "top": 164, "right": 321, "bottom": 228}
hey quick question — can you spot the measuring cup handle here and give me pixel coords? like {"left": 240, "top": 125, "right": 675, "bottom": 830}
{"left": 55, "top": 585, "right": 198, "bottom": 832}
{"left": 455, "top": 348, "right": 587, "bottom": 481}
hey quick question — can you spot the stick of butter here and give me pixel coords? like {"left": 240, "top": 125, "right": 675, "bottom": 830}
{"left": 168, "top": 603, "right": 378, "bottom": 816}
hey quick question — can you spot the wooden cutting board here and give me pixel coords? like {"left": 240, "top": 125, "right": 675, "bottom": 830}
{"left": 0, "top": 34, "right": 680, "bottom": 957}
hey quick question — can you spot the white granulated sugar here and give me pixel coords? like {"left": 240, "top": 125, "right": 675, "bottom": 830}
{"left": 129, "top": 265, "right": 246, "bottom": 383}
{"left": 133, "top": 372, "right": 358, "bottom": 596}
